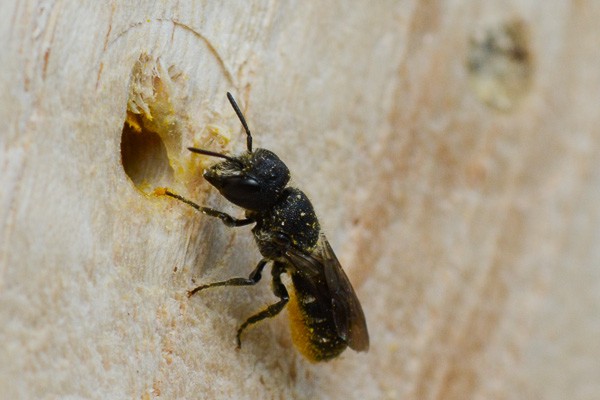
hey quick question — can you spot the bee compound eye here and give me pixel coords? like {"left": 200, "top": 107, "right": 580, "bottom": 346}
{"left": 222, "top": 176, "right": 260, "bottom": 193}
{"left": 239, "top": 177, "right": 260, "bottom": 192}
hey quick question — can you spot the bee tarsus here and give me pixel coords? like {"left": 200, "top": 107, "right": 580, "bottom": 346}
{"left": 185, "top": 258, "right": 269, "bottom": 298}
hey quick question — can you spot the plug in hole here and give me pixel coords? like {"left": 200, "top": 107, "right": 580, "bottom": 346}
{"left": 467, "top": 19, "right": 532, "bottom": 111}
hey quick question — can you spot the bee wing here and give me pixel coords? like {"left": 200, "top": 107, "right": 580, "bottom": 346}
{"left": 284, "top": 236, "right": 370, "bottom": 352}
{"left": 319, "top": 237, "right": 370, "bottom": 351}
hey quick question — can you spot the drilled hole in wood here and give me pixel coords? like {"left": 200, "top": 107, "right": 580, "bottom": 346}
{"left": 121, "top": 112, "right": 174, "bottom": 191}
{"left": 120, "top": 53, "right": 187, "bottom": 193}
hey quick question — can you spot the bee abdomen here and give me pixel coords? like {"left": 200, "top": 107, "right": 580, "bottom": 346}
{"left": 287, "top": 288, "right": 347, "bottom": 362}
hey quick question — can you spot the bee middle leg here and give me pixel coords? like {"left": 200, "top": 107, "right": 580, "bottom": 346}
{"left": 236, "top": 262, "right": 289, "bottom": 348}
{"left": 187, "top": 259, "right": 268, "bottom": 297}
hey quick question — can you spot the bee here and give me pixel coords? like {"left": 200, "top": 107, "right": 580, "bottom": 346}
{"left": 160, "top": 93, "right": 369, "bottom": 361}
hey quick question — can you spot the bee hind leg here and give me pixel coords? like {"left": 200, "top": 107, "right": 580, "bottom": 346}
{"left": 236, "top": 262, "right": 289, "bottom": 348}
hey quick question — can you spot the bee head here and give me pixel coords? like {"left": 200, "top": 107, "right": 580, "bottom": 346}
{"left": 201, "top": 148, "right": 290, "bottom": 211}
{"left": 188, "top": 93, "right": 291, "bottom": 210}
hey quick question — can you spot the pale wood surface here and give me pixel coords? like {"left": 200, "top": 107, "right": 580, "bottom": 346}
{"left": 1, "top": 1, "right": 599, "bottom": 399}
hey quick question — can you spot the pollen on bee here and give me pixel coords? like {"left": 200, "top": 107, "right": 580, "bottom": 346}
{"left": 301, "top": 294, "right": 316, "bottom": 304}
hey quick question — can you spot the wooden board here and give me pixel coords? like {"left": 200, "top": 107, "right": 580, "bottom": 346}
{"left": 1, "top": 1, "right": 599, "bottom": 398}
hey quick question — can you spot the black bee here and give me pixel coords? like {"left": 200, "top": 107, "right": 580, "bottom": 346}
{"left": 160, "top": 93, "right": 369, "bottom": 361}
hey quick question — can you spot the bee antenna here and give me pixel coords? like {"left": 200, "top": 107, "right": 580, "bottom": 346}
{"left": 188, "top": 147, "right": 239, "bottom": 164}
{"left": 227, "top": 92, "right": 253, "bottom": 153}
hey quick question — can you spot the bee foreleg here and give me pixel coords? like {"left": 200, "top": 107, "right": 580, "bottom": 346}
{"left": 236, "top": 263, "right": 289, "bottom": 348}
{"left": 187, "top": 259, "right": 268, "bottom": 297}
{"left": 164, "top": 190, "right": 254, "bottom": 227}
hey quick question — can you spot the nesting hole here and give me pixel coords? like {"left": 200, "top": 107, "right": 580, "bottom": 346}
{"left": 120, "top": 54, "right": 188, "bottom": 193}
{"left": 121, "top": 112, "right": 174, "bottom": 191}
